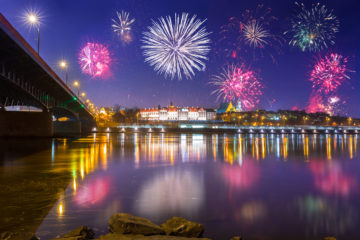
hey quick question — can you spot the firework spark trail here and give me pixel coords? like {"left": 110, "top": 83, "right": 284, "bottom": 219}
{"left": 243, "top": 20, "right": 271, "bottom": 48}
{"left": 112, "top": 11, "right": 135, "bottom": 35}
{"left": 141, "top": 13, "right": 211, "bottom": 80}
{"left": 217, "top": 5, "right": 282, "bottom": 63}
{"left": 286, "top": 2, "right": 339, "bottom": 52}
{"left": 306, "top": 53, "right": 352, "bottom": 115}
{"left": 78, "top": 42, "right": 112, "bottom": 79}
{"left": 306, "top": 92, "right": 345, "bottom": 116}
{"left": 310, "top": 53, "right": 350, "bottom": 94}
{"left": 211, "top": 64, "right": 263, "bottom": 110}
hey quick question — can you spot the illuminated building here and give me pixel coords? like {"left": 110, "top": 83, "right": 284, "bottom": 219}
{"left": 139, "top": 104, "right": 216, "bottom": 121}
{"left": 216, "top": 102, "right": 236, "bottom": 114}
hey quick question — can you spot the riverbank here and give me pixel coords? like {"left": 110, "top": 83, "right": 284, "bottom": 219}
{"left": 1, "top": 213, "right": 337, "bottom": 240}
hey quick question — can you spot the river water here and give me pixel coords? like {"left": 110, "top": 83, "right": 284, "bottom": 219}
{"left": 1, "top": 132, "right": 360, "bottom": 239}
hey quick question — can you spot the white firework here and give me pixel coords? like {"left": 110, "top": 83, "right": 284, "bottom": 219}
{"left": 112, "top": 11, "right": 135, "bottom": 35}
{"left": 141, "top": 13, "right": 211, "bottom": 80}
{"left": 243, "top": 20, "right": 271, "bottom": 48}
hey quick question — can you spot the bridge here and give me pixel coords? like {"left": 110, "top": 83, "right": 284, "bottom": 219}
{"left": 98, "top": 123, "right": 360, "bottom": 135}
{"left": 0, "top": 13, "right": 95, "bottom": 136}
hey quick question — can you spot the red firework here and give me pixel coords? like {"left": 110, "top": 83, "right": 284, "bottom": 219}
{"left": 306, "top": 92, "right": 326, "bottom": 113}
{"left": 217, "top": 4, "right": 283, "bottom": 63}
{"left": 78, "top": 42, "right": 112, "bottom": 79}
{"left": 310, "top": 53, "right": 350, "bottom": 94}
{"left": 211, "top": 64, "right": 263, "bottom": 110}
{"left": 306, "top": 92, "right": 345, "bottom": 115}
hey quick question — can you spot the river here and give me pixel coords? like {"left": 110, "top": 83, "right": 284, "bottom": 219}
{"left": 0, "top": 132, "right": 359, "bottom": 239}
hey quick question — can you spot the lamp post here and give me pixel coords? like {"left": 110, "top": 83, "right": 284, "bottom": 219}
{"left": 59, "top": 60, "right": 69, "bottom": 85}
{"left": 73, "top": 81, "right": 80, "bottom": 97}
{"left": 26, "top": 13, "right": 40, "bottom": 54}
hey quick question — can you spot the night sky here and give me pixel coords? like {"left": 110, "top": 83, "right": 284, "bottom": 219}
{"left": 1, "top": 0, "right": 359, "bottom": 116}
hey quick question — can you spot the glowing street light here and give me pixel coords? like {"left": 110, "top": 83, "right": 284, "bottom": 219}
{"left": 26, "top": 12, "right": 40, "bottom": 54}
{"left": 73, "top": 81, "right": 80, "bottom": 96}
{"left": 59, "top": 60, "right": 69, "bottom": 85}
{"left": 80, "top": 92, "right": 86, "bottom": 98}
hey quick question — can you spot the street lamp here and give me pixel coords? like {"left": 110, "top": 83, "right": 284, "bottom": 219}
{"left": 73, "top": 81, "right": 80, "bottom": 96}
{"left": 59, "top": 60, "right": 69, "bottom": 85}
{"left": 81, "top": 92, "right": 86, "bottom": 98}
{"left": 26, "top": 13, "right": 40, "bottom": 54}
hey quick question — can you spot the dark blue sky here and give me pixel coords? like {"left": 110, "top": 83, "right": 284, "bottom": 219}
{"left": 1, "top": 0, "right": 359, "bottom": 115}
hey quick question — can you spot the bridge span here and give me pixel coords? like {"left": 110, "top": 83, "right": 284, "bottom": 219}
{"left": 97, "top": 123, "right": 360, "bottom": 135}
{"left": 0, "top": 13, "right": 95, "bottom": 136}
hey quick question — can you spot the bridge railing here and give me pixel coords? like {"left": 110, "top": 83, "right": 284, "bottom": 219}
{"left": 0, "top": 13, "right": 92, "bottom": 116}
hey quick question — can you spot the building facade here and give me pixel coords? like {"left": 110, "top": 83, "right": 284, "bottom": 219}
{"left": 139, "top": 105, "right": 216, "bottom": 121}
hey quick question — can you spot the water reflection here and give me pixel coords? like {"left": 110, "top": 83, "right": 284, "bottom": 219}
{"left": 297, "top": 195, "right": 357, "bottom": 235}
{"left": 240, "top": 201, "right": 267, "bottom": 223}
{"left": 310, "top": 161, "right": 357, "bottom": 197}
{"left": 1, "top": 133, "right": 359, "bottom": 239}
{"left": 135, "top": 170, "right": 204, "bottom": 219}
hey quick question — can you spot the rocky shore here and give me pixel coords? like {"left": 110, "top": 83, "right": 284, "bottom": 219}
{"left": 1, "top": 213, "right": 337, "bottom": 240}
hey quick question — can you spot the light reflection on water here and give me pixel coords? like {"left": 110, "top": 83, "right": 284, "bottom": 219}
{"left": 4, "top": 133, "right": 359, "bottom": 239}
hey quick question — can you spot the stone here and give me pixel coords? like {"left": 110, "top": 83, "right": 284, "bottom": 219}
{"left": 51, "top": 226, "right": 95, "bottom": 240}
{"left": 229, "top": 237, "right": 242, "bottom": 240}
{"left": 64, "top": 226, "right": 95, "bottom": 239}
{"left": 160, "top": 217, "right": 204, "bottom": 237}
{"left": 96, "top": 233, "right": 211, "bottom": 240}
{"left": 0, "top": 232, "right": 39, "bottom": 240}
{"left": 109, "top": 213, "right": 165, "bottom": 236}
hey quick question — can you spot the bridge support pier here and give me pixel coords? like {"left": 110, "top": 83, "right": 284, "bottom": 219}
{"left": 0, "top": 111, "right": 53, "bottom": 137}
{"left": 53, "top": 121, "right": 81, "bottom": 137}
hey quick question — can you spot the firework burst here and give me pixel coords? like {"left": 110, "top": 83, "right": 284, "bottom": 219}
{"left": 286, "top": 2, "right": 339, "bottom": 52}
{"left": 112, "top": 11, "right": 135, "bottom": 34}
{"left": 141, "top": 13, "right": 211, "bottom": 80}
{"left": 243, "top": 20, "right": 271, "bottom": 48}
{"left": 310, "top": 53, "right": 351, "bottom": 94}
{"left": 112, "top": 11, "right": 135, "bottom": 44}
{"left": 218, "top": 5, "right": 282, "bottom": 62}
{"left": 306, "top": 93, "right": 345, "bottom": 116}
{"left": 78, "top": 42, "right": 112, "bottom": 79}
{"left": 211, "top": 64, "right": 263, "bottom": 110}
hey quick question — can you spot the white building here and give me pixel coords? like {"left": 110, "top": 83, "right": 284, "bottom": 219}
{"left": 167, "top": 106, "right": 178, "bottom": 120}
{"left": 159, "top": 108, "right": 168, "bottom": 121}
{"left": 139, "top": 105, "right": 216, "bottom": 121}
{"left": 178, "top": 108, "right": 189, "bottom": 121}
{"left": 198, "top": 108, "right": 207, "bottom": 121}
{"left": 139, "top": 108, "right": 159, "bottom": 121}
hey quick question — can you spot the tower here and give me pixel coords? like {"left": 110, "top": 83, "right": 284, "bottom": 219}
{"left": 235, "top": 99, "right": 243, "bottom": 112}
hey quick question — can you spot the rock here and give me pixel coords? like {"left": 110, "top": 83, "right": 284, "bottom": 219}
{"left": 96, "top": 233, "right": 211, "bottom": 240}
{"left": 229, "top": 237, "right": 242, "bottom": 240}
{"left": 51, "top": 226, "right": 95, "bottom": 240}
{"left": 160, "top": 217, "right": 204, "bottom": 237}
{"left": 0, "top": 232, "right": 39, "bottom": 240}
{"left": 109, "top": 213, "right": 165, "bottom": 236}
{"left": 64, "top": 226, "right": 95, "bottom": 239}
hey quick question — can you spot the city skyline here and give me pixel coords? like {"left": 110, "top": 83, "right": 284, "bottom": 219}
{"left": 1, "top": 0, "right": 359, "bottom": 116}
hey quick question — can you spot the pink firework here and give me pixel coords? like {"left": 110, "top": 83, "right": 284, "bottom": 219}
{"left": 306, "top": 92, "right": 344, "bottom": 115}
{"left": 79, "top": 42, "right": 112, "bottom": 79}
{"left": 310, "top": 53, "right": 350, "bottom": 94}
{"left": 306, "top": 93, "right": 326, "bottom": 113}
{"left": 211, "top": 64, "right": 263, "bottom": 110}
